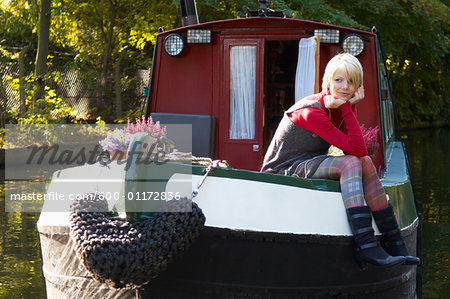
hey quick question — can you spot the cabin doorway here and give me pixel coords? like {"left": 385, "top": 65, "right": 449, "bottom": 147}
{"left": 219, "top": 38, "right": 310, "bottom": 170}
{"left": 263, "top": 40, "right": 298, "bottom": 153}
{"left": 219, "top": 38, "right": 264, "bottom": 171}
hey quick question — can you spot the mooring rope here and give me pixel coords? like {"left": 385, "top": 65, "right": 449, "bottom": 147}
{"left": 69, "top": 196, "right": 205, "bottom": 289}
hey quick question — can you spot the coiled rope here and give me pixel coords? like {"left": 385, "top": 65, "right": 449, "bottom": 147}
{"left": 69, "top": 196, "right": 205, "bottom": 289}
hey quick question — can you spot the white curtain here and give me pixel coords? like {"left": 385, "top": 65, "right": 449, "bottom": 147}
{"left": 295, "top": 36, "right": 317, "bottom": 102}
{"left": 229, "top": 46, "right": 256, "bottom": 139}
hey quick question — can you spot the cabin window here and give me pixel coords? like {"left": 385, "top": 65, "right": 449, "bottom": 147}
{"left": 375, "top": 38, "right": 395, "bottom": 145}
{"left": 229, "top": 46, "right": 256, "bottom": 139}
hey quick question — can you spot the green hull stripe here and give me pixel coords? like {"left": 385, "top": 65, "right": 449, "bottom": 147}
{"left": 189, "top": 165, "right": 341, "bottom": 192}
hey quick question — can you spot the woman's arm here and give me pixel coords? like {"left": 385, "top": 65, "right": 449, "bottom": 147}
{"left": 290, "top": 102, "right": 368, "bottom": 157}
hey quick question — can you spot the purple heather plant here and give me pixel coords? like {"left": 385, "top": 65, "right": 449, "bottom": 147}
{"left": 360, "top": 125, "right": 380, "bottom": 156}
{"left": 99, "top": 116, "right": 167, "bottom": 152}
{"left": 99, "top": 129, "right": 134, "bottom": 152}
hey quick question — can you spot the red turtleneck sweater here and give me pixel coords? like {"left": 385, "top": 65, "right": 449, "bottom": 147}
{"left": 288, "top": 93, "right": 368, "bottom": 157}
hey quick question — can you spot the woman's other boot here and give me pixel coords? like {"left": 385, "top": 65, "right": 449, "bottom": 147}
{"left": 372, "top": 203, "right": 421, "bottom": 265}
{"left": 347, "top": 206, "right": 405, "bottom": 268}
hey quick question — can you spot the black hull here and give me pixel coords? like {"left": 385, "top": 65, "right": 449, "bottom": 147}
{"left": 144, "top": 222, "right": 418, "bottom": 298}
{"left": 38, "top": 219, "right": 418, "bottom": 299}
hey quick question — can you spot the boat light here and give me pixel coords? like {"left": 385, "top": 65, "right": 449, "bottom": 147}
{"left": 314, "top": 29, "right": 340, "bottom": 43}
{"left": 342, "top": 34, "right": 365, "bottom": 56}
{"left": 164, "top": 33, "right": 185, "bottom": 57}
{"left": 187, "top": 29, "right": 211, "bottom": 43}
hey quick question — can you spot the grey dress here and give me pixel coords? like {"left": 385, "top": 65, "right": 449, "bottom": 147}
{"left": 261, "top": 97, "right": 331, "bottom": 178}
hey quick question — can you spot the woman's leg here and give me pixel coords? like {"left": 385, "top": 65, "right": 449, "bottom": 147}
{"left": 359, "top": 159, "right": 420, "bottom": 265}
{"left": 311, "top": 155, "right": 365, "bottom": 209}
{"left": 311, "top": 155, "right": 389, "bottom": 211}
{"left": 360, "top": 156, "right": 389, "bottom": 211}
{"left": 311, "top": 155, "right": 405, "bottom": 267}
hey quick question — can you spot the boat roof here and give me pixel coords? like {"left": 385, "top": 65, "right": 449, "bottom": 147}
{"left": 158, "top": 16, "right": 375, "bottom": 38}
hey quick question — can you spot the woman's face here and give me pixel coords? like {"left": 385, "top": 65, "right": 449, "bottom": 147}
{"left": 329, "top": 69, "right": 356, "bottom": 101}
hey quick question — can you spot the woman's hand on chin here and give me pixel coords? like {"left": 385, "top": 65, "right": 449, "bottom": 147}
{"left": 324, "top": 95, "right": 347, "bottom": 109}
{"left": 349, "top": 86, "right": 365, "bottom": 106}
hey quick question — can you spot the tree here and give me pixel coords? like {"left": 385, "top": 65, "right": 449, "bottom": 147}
{"left": 56, "top": 0, "right": 178, "bottom": 116}
{"left": 33, "top": 0, "right": 51, "bottom": 104}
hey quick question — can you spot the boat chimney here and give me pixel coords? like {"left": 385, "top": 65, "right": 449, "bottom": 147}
{"left": 244, "top": 0, "right": 285, "bottom": 17}
{"left": 259, "top": 0, "right": 268, "bottom": 10}
{"left": 180, "top": 0, "right": 199, "bottom": 27}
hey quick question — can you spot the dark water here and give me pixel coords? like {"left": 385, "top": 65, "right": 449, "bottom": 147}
{"left": 0, "top": 127, "right": 448, "bottom": 298}
{"left": 402, "top": 127, "right": 449, "bottom": 298}
{"left": 0, "top": 193, "right": 44, "bottom": 298}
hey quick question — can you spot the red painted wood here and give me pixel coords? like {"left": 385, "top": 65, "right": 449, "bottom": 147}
{"left": 152, "top": 41, "right": 213, "bottom": 115}
{"left": 218, "top": 38, "right": 264, "bottom": 171}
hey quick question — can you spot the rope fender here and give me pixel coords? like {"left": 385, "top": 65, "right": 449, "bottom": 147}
{"left": 69, "top": 196, "right": 205, "bottom": 289}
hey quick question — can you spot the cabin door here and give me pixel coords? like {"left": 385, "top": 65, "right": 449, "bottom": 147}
{"left": 219, "top": 39, "right": 264, "bottom": 171}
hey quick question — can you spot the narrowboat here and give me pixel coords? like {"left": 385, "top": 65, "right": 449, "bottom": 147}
{"left": 37, "top": 0, "right": 420, "bottom": 298}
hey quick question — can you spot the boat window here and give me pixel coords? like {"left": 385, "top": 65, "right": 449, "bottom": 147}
{"left": 229, "top": 46, "right": 256, "bottom": 139}
{"left": 376, "top": 38, "right": 395, "bottom": 145}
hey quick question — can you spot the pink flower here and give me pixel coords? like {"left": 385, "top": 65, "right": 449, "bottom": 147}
{"left": 360, "top": 125, "right": 380, "bottom": 156}
{"left": 100, "top": 116, "right": 167, "bottom": 151}
{"left": 123, "top": 116, "right": 166, "bottom": 138}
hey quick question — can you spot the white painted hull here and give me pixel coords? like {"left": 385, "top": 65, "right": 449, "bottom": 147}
{"left": 39, "top": 162, "right": 379, "bottom": 236}
{"left": 171, "top": 173, "right": 354, "bottom": 235}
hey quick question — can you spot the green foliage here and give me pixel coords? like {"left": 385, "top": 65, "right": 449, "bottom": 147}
{"left": 8, "top": 86, "right": 75, "bottom": 124}
{"left": 1, "top": 0, "right": 176, "bottom": 123}
{"left": 0, "top": 1, "right": 37, "bottom": 48}
{"left": 196, "top": 0, "right": 258, "bottom": 21}
{"left": 0, "top": 128, "right": 4, "bottom": 148}
{"left": 59, "top": 0, "right": 177, "bottom": 68}
{"left": 275, "top": 0, "right": 362, "bottom": 28}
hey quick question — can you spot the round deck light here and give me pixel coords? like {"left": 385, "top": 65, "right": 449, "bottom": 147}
{"left": 164, "top": 33, "right": 185, "bottom": 57}
{"left": 342, "top": 34, "right": 365, "bottom": 56}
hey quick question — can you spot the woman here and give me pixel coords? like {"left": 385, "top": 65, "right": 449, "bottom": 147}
{"left": 261, "top": 53, "right": 420, "bottom": 267}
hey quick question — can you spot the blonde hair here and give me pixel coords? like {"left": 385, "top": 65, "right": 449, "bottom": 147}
{"left": 321, "top": 53, "right": 363, "bottom": 92}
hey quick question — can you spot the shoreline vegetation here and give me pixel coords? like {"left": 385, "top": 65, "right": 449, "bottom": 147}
{"left": 400, "top": 122, "right": 449, "bottom": 130}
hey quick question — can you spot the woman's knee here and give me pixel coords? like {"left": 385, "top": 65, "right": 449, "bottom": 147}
{"left": 338, "top": 155, "right": 362, "bottom": 172}
{"left": 360, "top": 155, "right": 378, "bottom": 174}
{"left": 342, "top": 155, "right": 361, "bottom": 166}
{"left": 360, "top": 155, "right": 373, "bottom": 164}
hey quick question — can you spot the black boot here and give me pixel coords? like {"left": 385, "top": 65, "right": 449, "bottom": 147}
{"left": 372, "top": 204, "right": 421, "bottom": 266}
{"left": 347, "top": 206, "right": 405, "bottom": 268}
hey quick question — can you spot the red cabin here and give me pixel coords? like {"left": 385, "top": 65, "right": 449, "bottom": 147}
{"left": 145, "top": 16, "right": 394, "bottom": 172}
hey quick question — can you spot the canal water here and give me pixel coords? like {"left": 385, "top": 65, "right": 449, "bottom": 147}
{"left": 0, "top": 127, "right": 448, "bottom": 298}
{"left": 402, "top": 127, "right": 449, "bottom": 298}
